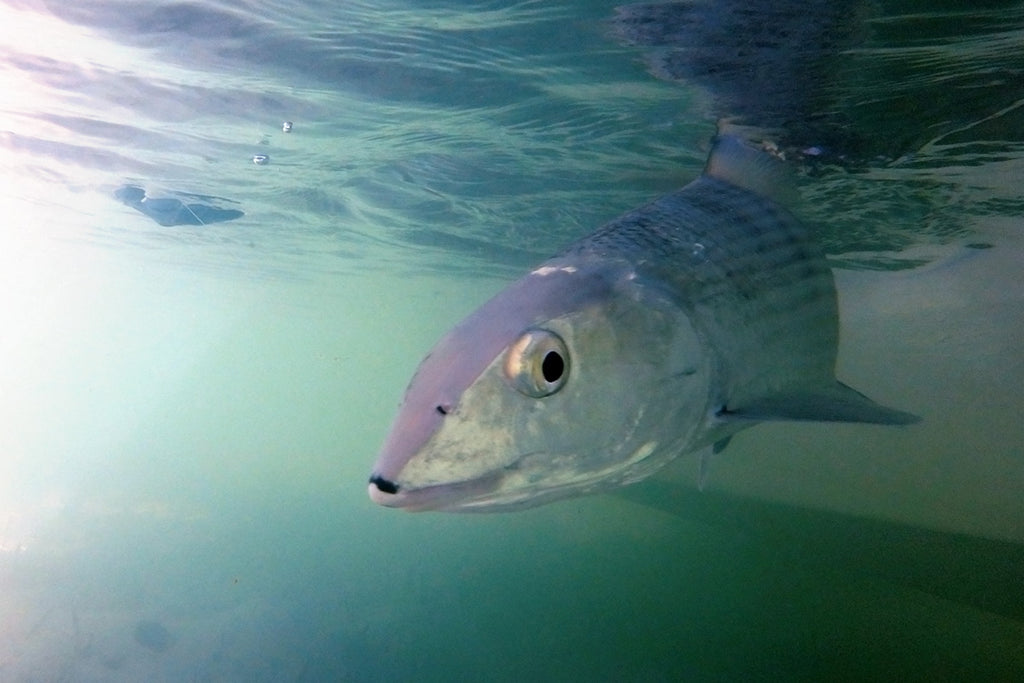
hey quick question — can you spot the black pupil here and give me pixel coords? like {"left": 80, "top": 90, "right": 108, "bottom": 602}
{"left": 541, "top": 351, "right": 564, "bottom": 383}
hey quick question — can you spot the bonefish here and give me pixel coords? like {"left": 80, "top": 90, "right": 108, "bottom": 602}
{"left": 368, "top": 137, "right": 917, "bottom": 512}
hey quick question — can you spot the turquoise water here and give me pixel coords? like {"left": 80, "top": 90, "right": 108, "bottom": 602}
{"left": 1, "top": 0, "right": 1023, "bottom": 679}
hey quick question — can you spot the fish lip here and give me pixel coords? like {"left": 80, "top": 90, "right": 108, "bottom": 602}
{"left": 367, "top": 471, "right": 505, "bottom": 512}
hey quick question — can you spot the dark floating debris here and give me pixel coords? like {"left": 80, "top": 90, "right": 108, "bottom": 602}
{"left": 114, "top": 185, "right": 244, "bottom": 227}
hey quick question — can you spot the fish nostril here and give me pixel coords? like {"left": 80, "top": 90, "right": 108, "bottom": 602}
{"left": 369, "top": 474, "right": 399, "bottom": 495}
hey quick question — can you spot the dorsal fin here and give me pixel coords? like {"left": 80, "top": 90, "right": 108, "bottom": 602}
{"left": 703, "top": 136, "right": 797, "bottom": 206}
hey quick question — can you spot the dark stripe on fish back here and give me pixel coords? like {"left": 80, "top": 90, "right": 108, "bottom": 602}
{"left": 564, "top": 176, "right": 839, "bottom": 388}
{"left": 567, "top": 178, "right": 827, "bottom": 300}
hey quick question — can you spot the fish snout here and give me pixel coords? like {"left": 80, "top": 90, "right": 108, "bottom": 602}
{"left": 367, "top": 474, "right": 402, "bottom": 506}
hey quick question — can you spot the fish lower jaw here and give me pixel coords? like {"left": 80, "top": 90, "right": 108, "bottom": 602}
{"left": 366, "top": 468, "right": 552, "bottom": 512}
{"left": 368, "top": 442, "right": 664, "bottom": 512}
{"left": 367, "top": 471, "right": 506, "bottom": 512}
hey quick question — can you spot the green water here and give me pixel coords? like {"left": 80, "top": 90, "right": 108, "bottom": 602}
{"left": 3, "top": 204, "right": 1021, "bottom": 681}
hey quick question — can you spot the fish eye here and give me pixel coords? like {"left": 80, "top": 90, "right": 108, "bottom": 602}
{"left": 504, "top": 329, "right": 570, "bottom": 398}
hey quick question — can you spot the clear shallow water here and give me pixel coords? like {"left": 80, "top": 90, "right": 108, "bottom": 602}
{"left": 1, "top": 0, "right": 1023, "bottom": 680}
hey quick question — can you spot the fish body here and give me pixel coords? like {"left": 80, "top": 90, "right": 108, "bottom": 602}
{"left": 368, "top": 137, "right": 916, "bottom": 512}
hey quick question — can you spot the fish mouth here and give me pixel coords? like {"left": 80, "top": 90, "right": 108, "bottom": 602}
{"left": 367, "top": 471, "right": 506, "bottom": 512}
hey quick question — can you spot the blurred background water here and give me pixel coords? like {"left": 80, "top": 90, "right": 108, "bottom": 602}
{"left": 1, "top": 0, "right": 1022, "bottom": 680}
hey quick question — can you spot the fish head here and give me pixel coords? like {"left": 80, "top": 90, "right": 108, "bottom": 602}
{"left": 368, "top": 259, "right": 711, "bottom": 511}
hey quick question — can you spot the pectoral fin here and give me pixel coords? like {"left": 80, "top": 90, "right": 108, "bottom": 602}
{"left": 697, "top": 436, "right": 734, "bottom": 491}
{"left": 720, "top": 382, "right": 920, "bottom": 425}
{"left": 697, "top": 447, "right": 712, "bottom": 491}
